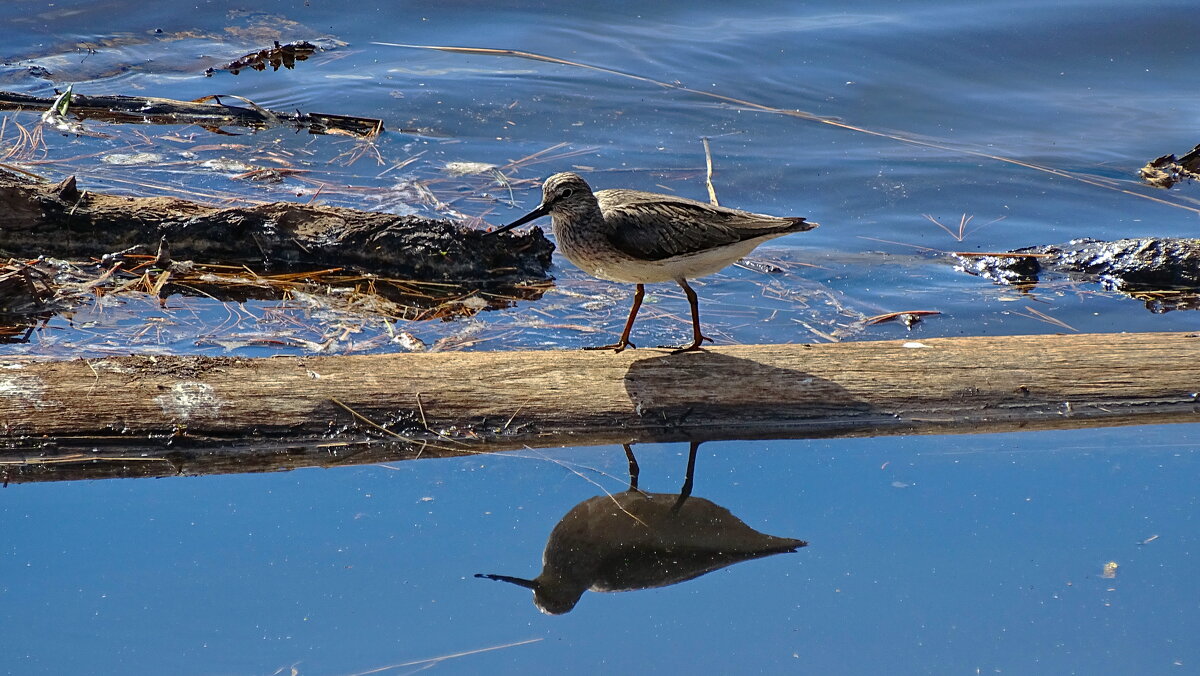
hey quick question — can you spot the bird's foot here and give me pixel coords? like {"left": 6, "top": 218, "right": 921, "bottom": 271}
{"left": 661, "top": 334, "right": 713, "bottom": 354}
{"left": 584, "top": 340, "right": 636, "bottom": 353}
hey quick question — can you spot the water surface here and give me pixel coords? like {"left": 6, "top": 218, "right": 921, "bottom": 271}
{"left": 5, "top": 426, "right": 1198, "bottom": 674}
{"left": 2, "top": 0, "right": 1198, "bottom": 354}
{"left": 2, "top": 1, "right": 1198, "bottom": 674}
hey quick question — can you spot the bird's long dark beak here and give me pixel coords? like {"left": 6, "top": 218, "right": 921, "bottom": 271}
{"left": 475, "top": 573, "right": 539, "bottom": 589}
{"left": 485, "top": 202, "right": 550, "bottom": 236}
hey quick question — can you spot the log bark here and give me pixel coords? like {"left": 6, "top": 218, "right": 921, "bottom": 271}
{"left": 3, "top": 331, "right": 1199, "bottom": 484}
{"left": 0, "top": 90, "right": 381, "bottom": 136}
{"left": 0, "top": 171, "right": 554, "bottom": 286}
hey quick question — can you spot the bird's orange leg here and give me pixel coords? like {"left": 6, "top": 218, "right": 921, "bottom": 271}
{"left": 585, "top": 283, "right": 643, "bottom": 352}
{"left": 665, "top": 278, "right": 712, "bottom": 353}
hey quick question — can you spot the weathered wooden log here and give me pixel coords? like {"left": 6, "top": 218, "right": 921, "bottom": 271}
{"left": 0, "top": 89, "right": 381, "bottom": 136}
{"left": 0, "top": 171, "right": 554, "bottom": 285}
{"left": 2, "top": 331, "right": 1198, "bottom": 484}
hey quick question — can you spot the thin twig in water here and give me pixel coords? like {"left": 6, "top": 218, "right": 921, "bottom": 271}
{"left": 855, "top": 236, "right": 947, "bottom": 254}
{"left": 408, "top": 393, "right": 471, "bottom": 448}
{"left": 0, "top": 453, "right": 170, "bottom": 466}
{"left": 952, "top": 251, "right": 1053, "bottom": 258}
{"left": 376, "top": 150, "right": 426, "bottom": 178}
{"left": 329, "top": 397, "right": 409, "bottom": 440}
{"left": 863, "top": 310, "right": 941, "bottom": 325}
{"left": 923, "top": 213, "right": 971, "bottom": 241}
{"left": 701, "top": 136, "right": 719, "bottom": 206}
{"left": 791, "top": 318, "right": 839, "bottom": 342}
{"left": 490, "top": 168, "right": 517, "bottom": 206}
{"left": 372, "top": 42, "right": 1200, "bottom": 217}
{"left": 1011, "top": 305, "right": 1078, "bottom": 332}
{"left": 516, "top": 446, "right": 649, "bottom": 527}
{"left": 502, "top": 396, "right": 534, "bottom": 431}
{"left": 922, "top": 213, "right": 1007, "bottom": 241}
{"left": 338, "top": 638, "right": 543, "bottom": 676}
{"left": 415, "top": 392, "right": 428, "bottom": 430}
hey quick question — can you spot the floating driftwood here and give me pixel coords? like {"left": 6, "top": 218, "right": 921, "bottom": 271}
{"left": 0, "top": 89, "right": 382, "bottom": 136}
{"left": 207, "top": 41, "right": 321, "bottom": 77}
{"left": 1140, "top": 143, "right": 1200, "bottom": 189}
{"left": 0, "top": 255, "right": 550, "bottom": 349}
{"left": 0, "top": 260, "right": 54, "bottom": 315}
{"left": 0, "top": 260, "right": 55, "bottom": 342}
{"left": 956, "top": 238, "right": 1200, "bottom": 311}
{"left": 3, "top": 331, "right": 1198, "bottom": 484}
{"left": 0, "top": 170, "right": 553, "bottom": 286}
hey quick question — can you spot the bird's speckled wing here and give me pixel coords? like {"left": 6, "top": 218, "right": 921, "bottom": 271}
{"left": 597, "top": 189, "right": 807, "bottom": 262}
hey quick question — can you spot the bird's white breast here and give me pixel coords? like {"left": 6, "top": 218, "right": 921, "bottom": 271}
{"left": 557, "top": 228, "right": 787, "bottom": 283}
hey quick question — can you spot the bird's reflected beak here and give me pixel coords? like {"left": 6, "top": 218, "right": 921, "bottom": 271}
{"left": 485, "top": 202, "right": 550, "bottom": 236}
{"left": 475, "top": 573, "right": 539, "bottom": 589}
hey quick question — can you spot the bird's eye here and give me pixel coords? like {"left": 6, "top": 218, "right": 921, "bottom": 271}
{"left": 559, "top": 188, "right": 574, "bottom": 199}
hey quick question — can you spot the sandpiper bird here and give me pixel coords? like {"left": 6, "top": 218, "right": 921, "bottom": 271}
{"left": 488, "top": 172, "right": 817, "bottom": 352}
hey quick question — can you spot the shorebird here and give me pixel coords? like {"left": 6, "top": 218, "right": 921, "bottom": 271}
{"left": 488, "top": 172, "right": 817, "bottom": 352}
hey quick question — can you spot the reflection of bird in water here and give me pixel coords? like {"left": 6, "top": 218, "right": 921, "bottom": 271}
{"left": 476, "top": 442, "right": 807, "bottom": 614}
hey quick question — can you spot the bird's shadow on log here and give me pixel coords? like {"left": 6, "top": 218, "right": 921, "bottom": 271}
{"left": 621, "top": 349, "right": 878, "bottom": 438}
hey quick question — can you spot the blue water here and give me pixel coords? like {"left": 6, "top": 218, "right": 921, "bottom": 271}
{"left": 4, "top": 426, "right": 1198, "bottom": 675}
{"left": 2, "top": 1, "right": 1199, "bottom": 674}
{"left": 2, "top": 0, "right": 1198, "bottom": 354}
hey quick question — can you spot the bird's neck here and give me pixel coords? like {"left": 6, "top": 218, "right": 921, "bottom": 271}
{"left": 551, "top": 199, "right": 604, "bottom": 234}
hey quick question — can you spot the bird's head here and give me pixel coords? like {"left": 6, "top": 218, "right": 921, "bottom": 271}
{"left": 487, "top": 172, "right": 596, "bottom": 236}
